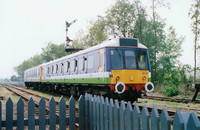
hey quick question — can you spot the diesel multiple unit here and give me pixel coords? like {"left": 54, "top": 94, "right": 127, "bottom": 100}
{"left": 24, "top": 38, "right": 154, "bottom": 102}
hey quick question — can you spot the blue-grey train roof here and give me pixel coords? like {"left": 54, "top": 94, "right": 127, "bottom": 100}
{"left": 25, "top": 38, "right": 148, "bottom": 71}
{"left": 43, "top": 38, "right": 147, "bottom": 65}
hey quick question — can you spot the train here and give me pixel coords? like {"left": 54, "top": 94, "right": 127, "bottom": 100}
{"left": 24, "top": 37, "right": 154, "bottom": 102}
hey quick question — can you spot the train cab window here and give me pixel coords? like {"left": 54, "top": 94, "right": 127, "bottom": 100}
{"left": 110, "top": 50, "right": 123, "bottom": 69}
{"left": 88, "top": 55, "right": 94, "bottom": 69}
{"left": 125, "top": 50, "right": 137, "bottom": 69}
{"left": 78, "top": 58, "right": 83, "bottom": 71}
{"left": 137, "top": 50, "right": 148, "bottom": 70}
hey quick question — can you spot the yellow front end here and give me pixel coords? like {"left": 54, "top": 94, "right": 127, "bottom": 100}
{"left": 111, "top": 70, "right": 149, "bottom": 84}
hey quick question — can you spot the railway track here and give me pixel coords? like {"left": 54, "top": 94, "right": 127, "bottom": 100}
{"left": 2, "top": 83, "right": 200, "bottom": 123}
{"left": 1, "top": 83, "right": 79, "bottom": 129}
{"left": 143, "top": 95, "right": 200, "bottom": 104}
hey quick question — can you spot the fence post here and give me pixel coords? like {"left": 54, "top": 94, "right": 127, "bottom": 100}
{"left": 100, "top": 97, "right": 105, "bottom": 130}
{"left": 151, "top": 106, "right": 160, "bottom": 130}
{"left": 6, "top": 97, "right": 13, "bottom": 130}
{"left": 187, "top": 112, "right": 200, "bottom": 130}
{"left": 49, "top": 97, "right": 56, "bottom": 130}
{"left": 78, "top": 95, "right": 85, "bottom": 130}
{"left": 141, "top": 105, "right": 149, "bottom": 130}
{"left": 28, "top": 97, "right": 35, "bottom": 130}
{"left": 133, "top": 103, "right": 141, "bottom": 130}
{"left": 69, "top": 96, "right": 76, "bottom": 130}
{"left": 173, "top": 110, "right": 184, "bottom": 130}
{"left": 84, "top": 93, "right": 89, "bottom": 130}
{"left": 109, "top": 98, "right": 114, "bottom": 130}
{"left": 104, "top": 97, "right": 109, "bottom": 130}
{"left": 119, "top": 101, "right": 125, "bottom": 130}
{"left": 125, "top": 101, "right": 132, "bottom": 130}
{"left": 17, "top": 97, "right": 24, "bottom": 130}
{"left": 90, "top": 94, "right": 94, "bottom": 130}
{"left": 114, "top": 99, "right": 119, "bottom": 130}
{"left": 39, "top": 97, "right": 46, "bottom": 130}
{"left": 161, "top": 108, "right": 171, "bottom": 130}
{"left": 0, "top": 101, "right": 1, "bottom": 130}
{"left": 96, "top": 96, "right": 100, "bottom": 130}
{"left": 59, "top": 96, "right": 66, "bottom": 130}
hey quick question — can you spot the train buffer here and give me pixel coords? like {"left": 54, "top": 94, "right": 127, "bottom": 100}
{"left": 192, "top": 84, "right": 200, "bottom": 101}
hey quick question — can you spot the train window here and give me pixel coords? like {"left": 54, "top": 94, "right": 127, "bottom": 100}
{"left": 70, "top": 61, "right": 75, "bottom": 72}
{"left": 88, "top": 55, "right": 94, "bottom": 69}
{"left": 47, "top": 67, "right": 50, "bottom": 74}
{"left": 56, "top": 64, "right": 59, "bottom": 74}
{"left": 38, "top": 69, "right": 40, "bottom": 76}
{"left": 137, "top": 50, "right": 148, "bottom": 70}
{"left": 110, "top": 50, "right": 123, "bottom": 69}
{"left": 67, "top": 61, "right": 70, "bottom": 72}
{"left": 83, "top": 57, "right": 87, "bottom": 70}
{"left": 100, "top": 54, "right": 103, "bottom": 67}
{"left": 74, "top": 60, "right": 77, "bottom": 72}
{"left": 61, "top": 63, "right": 64, "bottom": 73}
{"left": 51, "top": 66, "right": 54, "bottom": 74}
{"left": 78, "top": 58, "right": 83, "bottom": 71}
{"left": 125, "top": 50, "right": 137, "bottom": 69}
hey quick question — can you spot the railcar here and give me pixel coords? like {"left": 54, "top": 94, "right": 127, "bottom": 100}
{"left": 24, "top": 38, "right": 154, "bottom": 102}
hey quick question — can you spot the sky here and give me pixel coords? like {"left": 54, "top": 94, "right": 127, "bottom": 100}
{"left": 0, "top": 0, "right": 195, "bottom": 79}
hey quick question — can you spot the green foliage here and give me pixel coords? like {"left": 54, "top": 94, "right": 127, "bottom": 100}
{"left": 105, "top": 0, "right": 135, "bottom": 37}
{"left": 10, "top": 75, "right": 21, "bottom": 82}
{"left": 161, "top": 85, "right": 181, "bottom": 97}
{"left": 41, "top": 42, "right": 68, "bottom": 62}
{"left": 15, "top": 43, "right": 69, "bottom": 79}
{"left": 72, "top": 16, "right": 108, "bottom": 48}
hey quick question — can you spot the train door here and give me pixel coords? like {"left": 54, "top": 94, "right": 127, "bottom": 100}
{"left": 40, "top": 66, "right": 42, "bottom": 82}
{"left": 99, "top": 49, "right": 104, "bottom": 72}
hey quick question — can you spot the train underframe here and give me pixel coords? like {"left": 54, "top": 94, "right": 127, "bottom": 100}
{"left": 25, "top": 82, "right": 143, "bottom": 103}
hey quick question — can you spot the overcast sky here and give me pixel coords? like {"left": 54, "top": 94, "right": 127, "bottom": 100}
{"left": 0, "top": 0, "right": 194, "bottom": 78}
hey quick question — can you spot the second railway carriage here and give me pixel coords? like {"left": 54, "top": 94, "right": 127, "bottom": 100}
{"left": 24, "top": 38, "right": 154, "bottom": 102}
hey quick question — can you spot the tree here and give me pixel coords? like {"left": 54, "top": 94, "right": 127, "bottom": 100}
{"left": 105, "top": 0, "right": 135, "bottom": 38}
{"left": 188, "top": 0, "right": 200, "bottom": 83}
{"left": 15, "top": 54, "right": 43, "bottom": 79}
{"left": 150, "top": 0, "right": 170, "bottom": 83}
{"left": 157, "top": 26, "right": 184, "bottom": 84}
{"left": 41, "top": 42, "right": 68, "bottom": 62}
{"left": 72, "top": 16, "right": 108, "bottom": 48}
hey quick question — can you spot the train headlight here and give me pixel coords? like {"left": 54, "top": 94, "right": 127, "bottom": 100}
{"left": 145, "top": 82, "right": 154, "bottom": 93}
{"left": 115, "top": 82, "right": 125, "bottom": 94}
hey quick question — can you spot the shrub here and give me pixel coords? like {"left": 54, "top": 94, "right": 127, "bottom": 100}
{"left": 163, "top": 85, "right": 181, "bottom": 97}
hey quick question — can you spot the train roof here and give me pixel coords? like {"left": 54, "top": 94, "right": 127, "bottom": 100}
{"left": 25, "top": 38, "right": 148, "bottom": 71}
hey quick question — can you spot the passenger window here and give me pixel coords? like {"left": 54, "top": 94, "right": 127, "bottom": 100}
{"left": 100, "top": 54, "right": 103, "bottom": 67}
{"left": 70, "top": 61, "right": 75, "bottom": 72}
{"left": 78, "top": 58, "right": 83, "bottom": 71}
{"left": 83, "top": 57, "right": 87, "bottom": 70}
{"left": 51, "top": 66, "right": 54, "bottom": 74}
{"left": 74, "top": 60, "right": 77, "bottom": 71}
{"left": 56, "top": 64, "right": 59, "bottom": 74}
{"left": 67, "top": 62, "right": 70, "bottom": 72}
{"left": 61, "top": 63, "right": 64, "bottom": 73}
{"left": 88, "top": 55, "right": 94, "bottom": 69}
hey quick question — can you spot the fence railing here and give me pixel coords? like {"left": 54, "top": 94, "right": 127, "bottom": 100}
{"left": 0, "top": 93, "right": 200, "bottom": 130}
